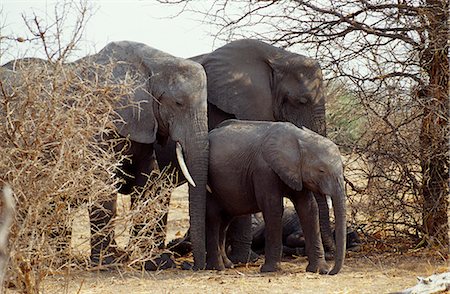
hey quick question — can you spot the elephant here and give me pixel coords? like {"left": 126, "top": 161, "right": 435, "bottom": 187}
{"left": 3, "top": 41, "right": 210, "bottom": 270}
{"left": 251, "top": 208, "right": 361, "bottom": 257}
{"left": 155, "top": 38, "right": 332, "bottom": 264}
{"left": 205, "top": 119, "right": 346, "bottom": 274}
{"left": 167, "top": 210, "right": 360, "bottom": 261}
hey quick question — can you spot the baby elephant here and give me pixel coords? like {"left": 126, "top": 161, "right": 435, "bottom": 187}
{"left": 206, "top": 120, "right": 346, "bottom": 274}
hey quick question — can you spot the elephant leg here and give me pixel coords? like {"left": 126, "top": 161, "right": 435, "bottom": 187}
{"left": 126, "top": 143, "right": 167, "bottom": 249}
{"left": 206, "top": 196, "right": 225, "bottom": 270}
{"left": 150, "top": 140, "right": 180, "bottom": 248}
{"left": 219, "top": 219, "right": 234, "bottom": 269}
{"left": 127, "top": 146, "right": 176, "bottom": 271}
{"left": 129, "top": 153, "right": 161, "bottom": 241}
{"left": 251, "top": 213, "right": 266, "bottom": 254}
{"left": 293, "top": 190, "right": 328, "bottom": 274}
{"left": 254, "top": 175, "right": 283, "bottom": 273}
{"left": 260, "top": 207, "right": 283, "bottom": 273}
{"left": 89, "top": 198, "right": 124, "bottom": 267}
{"left": 315, "top": 193, "right": 335, "bottom": 258}
{"left": 226, "top": 215, "right": 259, "bottom": 264}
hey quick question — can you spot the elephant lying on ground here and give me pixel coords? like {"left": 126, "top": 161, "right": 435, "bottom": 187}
{"left": 156, "top": 39, "right": 332, "bottom": 265}
{"left": 3, "top": 41, "right": 210, "bottom": 270}
{"left": 168, "top": 208, "right": 360, "bottom": 261}
{"left": 205, "top": 120, "right": 346, "bottom": 274}
{"left": 251, "top": 208, "right": 361, "bottom": 258}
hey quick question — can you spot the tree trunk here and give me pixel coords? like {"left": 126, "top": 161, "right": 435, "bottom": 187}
{"left": 419, "top": 0, "right": 449, "bottom": 250}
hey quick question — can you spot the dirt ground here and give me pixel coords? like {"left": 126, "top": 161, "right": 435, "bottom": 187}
{"left": 38, "top": 185, "right": 449, "bottom": 293}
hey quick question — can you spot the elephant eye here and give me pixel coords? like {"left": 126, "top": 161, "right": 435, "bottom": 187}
{"left": 175, "top": 101, "right": 183, "bottom": 107}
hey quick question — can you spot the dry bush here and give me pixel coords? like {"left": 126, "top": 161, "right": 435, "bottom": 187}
{"left": 325, "top": 79, "right": 445, "bottom": 254}
{"left": 0, "top": 57, "right": 120, "bottom": 291}
{"left": 125, "top": 167, "right": 177, "bottom": 268}
{"left": 0, "top": 5, "right": 176, "bottom": 293}
{"left": 0, "top": 185, "right": 14, "bottom": 293}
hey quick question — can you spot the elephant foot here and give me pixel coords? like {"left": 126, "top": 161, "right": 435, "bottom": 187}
{"left": 144, "top": 252, "right": 177, "bottom": 271}
{"left": 206, "top": 264, "right": 226, "bottom": 271}
{"left": 222, "top": 256, "right": 234, "bottom": 269}
{"left": 306, "top": 259, "right": 329, "bottom": 275}
{"left": 228, "top": 248, "right": 259, "bottom": 264}
{"left": 206, "top": 256, "right": 226, "bottom": 271}
{"left": 90, "top": 248, "right": 128, "bottom": 269}
{"left": 260, "top": 262, "right": 280, "bottom": 273}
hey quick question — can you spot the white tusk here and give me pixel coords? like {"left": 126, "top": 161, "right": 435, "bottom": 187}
{"left": 206, "top": 184, "right": 212, "bottom": 193}
{"left": 176, "top": 142, "right": 196, "bottom": 187}
{"left": 326, "top": 195, "right": 333, "bottom": 209}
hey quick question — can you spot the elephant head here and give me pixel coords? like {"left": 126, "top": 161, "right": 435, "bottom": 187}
{"left": 191, "top": 39, "right": 326, "bottom": 135}
{"left": 84, "top": 41, "right": 209, "bottom": 269}
{"left": 262, "top": 123, "right": 346, "bottom": 274}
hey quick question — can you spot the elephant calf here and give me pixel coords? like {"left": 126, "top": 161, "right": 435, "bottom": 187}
{"left": 206, "top": 120, "right": 346, "bottom": 274}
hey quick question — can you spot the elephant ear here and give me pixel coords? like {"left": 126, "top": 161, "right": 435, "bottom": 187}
{"left": 262, "top": 124, "right": 304, "bottom": 191}
{"left": 200, "top": 39, "right": 276, "bottom": 120}
{"left": 189, "top": 53, "right": 209, "bottom": 65}
{"left": 88, "top": 41, "right": 162, "bottom": 144}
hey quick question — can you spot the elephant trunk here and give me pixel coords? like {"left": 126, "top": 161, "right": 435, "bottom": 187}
{"left": 313, "top": 102, "right": 333, "bottom": 254}
{"left": 182, "top": 114, "right": 209, "bottom": 270}
{"left": 313, "top": 103, "right": 326, "bottom": 136}
{"left": 316, "top": 194, "right": 335, "bottom": 254}
{"left": 328, "top": 177, "right": 346, "bottom": 275}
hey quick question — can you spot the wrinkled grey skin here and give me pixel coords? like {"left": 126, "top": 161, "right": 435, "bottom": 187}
{"left": 191, "top": 40, "right": 326, "bottom": 134}
{"left": 156, "top": 39, "right": 332, "bottom": 264}
{"left": 206, "top": 120, "right": 346, "bottom": 274}
{"left": 3, "top": 41, "right": 209, "bottom": 269}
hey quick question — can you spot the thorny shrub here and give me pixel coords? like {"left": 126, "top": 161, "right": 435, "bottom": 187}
{"left": 0, "top": 58, "right": 175, "bottom": 292}
{"left": 326, "top": 79, "right": 447, "bottom": 256}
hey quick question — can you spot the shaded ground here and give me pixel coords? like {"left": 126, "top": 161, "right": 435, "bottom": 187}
{"left": 36, "top": 185, "right": 450, "bottom": 293}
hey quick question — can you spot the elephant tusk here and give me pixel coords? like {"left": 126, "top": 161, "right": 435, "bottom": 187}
{"left": 326, "top": 195, "right": 333, "bottom": 209}
{"left": 176, "top": 142, "right": 196, "bottom": 187}
{"left": 206, "top": 184, "right": 212, "bottom": 193}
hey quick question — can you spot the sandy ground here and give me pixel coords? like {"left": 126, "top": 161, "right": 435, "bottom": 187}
{"left": 27, "top": 185, "right": 450, "bottom": 293}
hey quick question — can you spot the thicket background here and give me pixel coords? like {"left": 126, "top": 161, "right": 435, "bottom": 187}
{"left": 158, "top": 0, "right": 449, "bottom": 255}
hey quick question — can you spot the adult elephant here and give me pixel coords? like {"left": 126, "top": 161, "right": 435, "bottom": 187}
{"left": 4, "top": 41, "right": 209, "bottom": 270}
{"left": 156, "top": 39, "right": 333, "bottom": 263}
